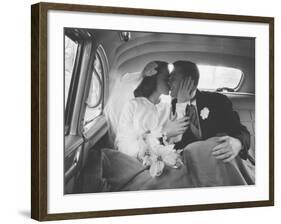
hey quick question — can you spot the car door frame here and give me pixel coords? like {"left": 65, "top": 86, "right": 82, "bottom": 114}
{"left": 64, "top": 29, "right": 109, "bottom": 193}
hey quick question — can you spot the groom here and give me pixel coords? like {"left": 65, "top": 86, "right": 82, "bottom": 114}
{"left": 166, "top": 60, "right": 251, "bottom": 162}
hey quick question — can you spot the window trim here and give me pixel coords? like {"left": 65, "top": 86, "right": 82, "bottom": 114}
{"left": 64, "top": 36, "right": 83, "bottom": 136}
{"left": 96, "top": 45, "right": 109, "bottom": 102}
{"left": 85, "top": 67, "right": 103, "bottom": 109}
{"left": 81, "top": 44, "right": 109, "bottom": 134}
{"left": 233, "top": 71, "right": 245, "bottom": 91}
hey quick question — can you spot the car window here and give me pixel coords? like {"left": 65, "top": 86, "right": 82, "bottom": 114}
{"left": 83, "top": 52, "right": 105, "bottom": 132}
{"left": 197, "top": 65, "right": 243, "bottom": 91}
{"left": 64, "top": 36, "right": 78, "bottom": 107}
{"left": 86, "top": 69, "right": 101, "bottom": 108}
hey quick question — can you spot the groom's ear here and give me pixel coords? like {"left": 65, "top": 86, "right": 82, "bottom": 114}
{"left": 192, "top": 83, "right": 198, "bottom": 93}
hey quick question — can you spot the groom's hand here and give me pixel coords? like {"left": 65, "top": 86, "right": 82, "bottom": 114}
{"left": 163, "top": 117, "right": 190, "bottom": 138}
{"left": 177, "top": 77, "right": 196, "bottom": 103}
{"left": 211, "top": 136, "right": 242, "bottom": 162}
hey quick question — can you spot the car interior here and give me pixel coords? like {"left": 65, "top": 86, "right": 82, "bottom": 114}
{"left": 64, "top": 28, "right": 255, "bottom": 194}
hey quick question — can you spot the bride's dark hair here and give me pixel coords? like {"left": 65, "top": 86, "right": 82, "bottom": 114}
{"left": 134, "top": 61, "right": 168, "bottom": 98}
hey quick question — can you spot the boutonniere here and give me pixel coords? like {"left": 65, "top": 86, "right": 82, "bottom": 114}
{"left": 200, "top": 107, "right": 210, "bottom": 120}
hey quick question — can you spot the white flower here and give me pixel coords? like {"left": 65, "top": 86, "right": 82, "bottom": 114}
{"left": 200, "top": 107, "right": 210, "bottom": 120}
{"left": 142, "top": 62, "right": 158, "bottom": 77}
{"left": 148, "top": 144, "right": 182, "bottom": 177}
{"left": 149, "top": 160, "right": 165, "bottom": 177}
{"left": 140, "top": 131, "right": 183, "bottom": 177}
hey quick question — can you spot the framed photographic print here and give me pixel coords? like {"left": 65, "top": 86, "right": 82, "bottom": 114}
{"left": 31, "top": 2, "right": 274, "bottom": 221}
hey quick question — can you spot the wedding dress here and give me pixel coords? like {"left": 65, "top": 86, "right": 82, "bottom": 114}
{"left": 115, "top": 97, "right": 170, "bottom": 158}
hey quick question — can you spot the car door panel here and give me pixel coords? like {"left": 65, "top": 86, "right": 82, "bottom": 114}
{"left": 64, "top": 135, "right": 84, "bottom": 193}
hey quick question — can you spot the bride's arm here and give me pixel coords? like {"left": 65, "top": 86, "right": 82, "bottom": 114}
{"left": 115, "top": 101, "right": 147, "bottom": 159}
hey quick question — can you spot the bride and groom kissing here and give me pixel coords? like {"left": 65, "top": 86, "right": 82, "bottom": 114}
{"left": 102, "top": 60, "right": 254, "bottom": 191}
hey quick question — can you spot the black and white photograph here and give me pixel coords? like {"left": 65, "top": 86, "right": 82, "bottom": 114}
{"left": 64, "top": 28, "right": 256, "bottom": 194}
{"left": 30, "top": 2, "right": 274, "bottom": 220}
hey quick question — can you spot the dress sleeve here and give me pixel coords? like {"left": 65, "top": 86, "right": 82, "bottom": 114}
{"left": 115, "top": 100, "right": 147, "bottom": 158}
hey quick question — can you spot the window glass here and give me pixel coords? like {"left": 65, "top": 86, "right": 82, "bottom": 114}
{"left": 197, "top": 65, "right": 243, "bottom": 91}
{"left": 83, "top": 53, "right": 104, "bottom": 132}
{"left": 86, "top": 70, "right": 101, "bottom": 108}
{"left": 94, "top": 54, "right": 103, "bottom": 78}
{"left": 64, "top": 36, "right": 78, "bottom": 107}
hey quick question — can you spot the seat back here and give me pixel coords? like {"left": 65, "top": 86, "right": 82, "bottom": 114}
{"left": 228, "top": 94, "right": 255, "bottom": 158}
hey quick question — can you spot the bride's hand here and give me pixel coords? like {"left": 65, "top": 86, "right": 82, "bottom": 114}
{"left": 162, "top": 117, "right": 190, "bottom": 138}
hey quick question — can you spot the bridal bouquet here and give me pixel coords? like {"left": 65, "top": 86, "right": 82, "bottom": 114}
{"left": 138, "top": 131, "right": 183, "bottom": 177}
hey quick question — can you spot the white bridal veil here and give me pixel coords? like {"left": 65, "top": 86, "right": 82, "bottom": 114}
{"left": 104, "top": 72, "right": 143, "bottom": 145}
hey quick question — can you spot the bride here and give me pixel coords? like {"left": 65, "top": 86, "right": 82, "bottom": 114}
{"left": 116, "top": 61, "right": 187, "bottom": 158}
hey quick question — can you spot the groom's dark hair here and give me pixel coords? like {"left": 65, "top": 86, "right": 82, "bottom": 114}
{"left": 173, "top": 60, "right": 200, "bottom": 87}
{"left": 134, "top": 61, "right": 168, "bottom": 98}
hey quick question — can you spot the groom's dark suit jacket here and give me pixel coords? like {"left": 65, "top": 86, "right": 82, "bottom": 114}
{"left": 174, "top": 90, "right": 250, "bottom": 160}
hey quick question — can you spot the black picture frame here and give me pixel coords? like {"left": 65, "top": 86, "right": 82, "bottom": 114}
{"left": 31, "top": 2, "right": 274, "bottom": 221}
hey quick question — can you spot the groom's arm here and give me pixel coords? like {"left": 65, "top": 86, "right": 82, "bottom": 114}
{"left": 217, "top": 94, "right": 251, "bottom": 160}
